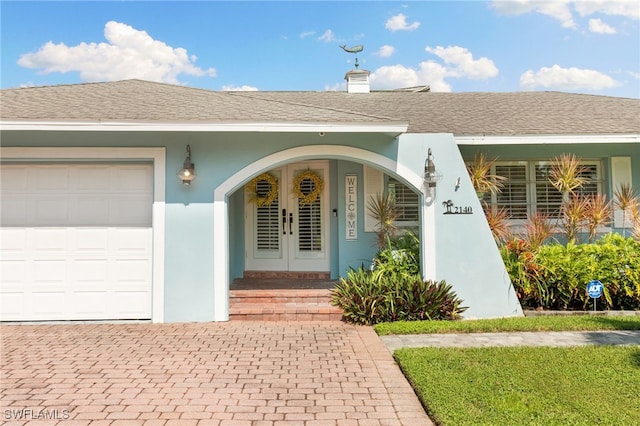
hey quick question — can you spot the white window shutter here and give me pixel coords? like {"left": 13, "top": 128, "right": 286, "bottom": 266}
{"left": 363, "top": 165, "right": 384, "bottom": 232}
{"left": 611, "top": 156, "right": 632, "bottom": 228}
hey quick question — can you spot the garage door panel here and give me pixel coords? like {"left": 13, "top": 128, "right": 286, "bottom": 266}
{"left": 73, "top": 197, "right": 111, "bottom": 225}
{"left": 0, "top": 163, "right": 153, "bottom": 321}
{"left": 35, "top": 166, "right": 68, "bottom": 190}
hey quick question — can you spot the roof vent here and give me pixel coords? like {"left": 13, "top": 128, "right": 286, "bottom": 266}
{"left": 345, "top": 69, "right": 371, "bottom": 94}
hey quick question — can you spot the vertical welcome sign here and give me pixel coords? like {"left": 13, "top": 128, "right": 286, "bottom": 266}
{"left": 345, "top": 174, "right": 357, "bottom": 240}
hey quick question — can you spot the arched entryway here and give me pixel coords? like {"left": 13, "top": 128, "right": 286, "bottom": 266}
{"left": 212, "top": 145, "right": 429, "bottom": 321}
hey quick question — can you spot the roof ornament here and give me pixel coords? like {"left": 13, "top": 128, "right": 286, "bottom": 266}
{"left": 340, "top": 45, "right": 364, "bottom": 69}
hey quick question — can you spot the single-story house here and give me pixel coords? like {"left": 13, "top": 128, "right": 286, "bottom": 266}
{"left": 1, "top": 69, "right": 638, "bottom": 322}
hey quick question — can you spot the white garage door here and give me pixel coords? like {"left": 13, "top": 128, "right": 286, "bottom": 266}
{"left": 0, "top": 163, "right": 153, "bottom": 321}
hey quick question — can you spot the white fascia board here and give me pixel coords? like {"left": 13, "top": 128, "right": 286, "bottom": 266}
{"left": 456, "top": 134, "right": 639, "bottom": 145}
{"left": 0, "top": 120, "right": 408, "bottom": 136}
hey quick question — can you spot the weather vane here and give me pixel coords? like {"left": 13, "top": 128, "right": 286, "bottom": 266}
{"left": 340, "top": 44, "right": 364, "bottom": 69}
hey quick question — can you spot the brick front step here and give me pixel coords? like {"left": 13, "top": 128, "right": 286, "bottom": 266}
{"left": 229, "top": 289, "right": 343, "bottom": 321}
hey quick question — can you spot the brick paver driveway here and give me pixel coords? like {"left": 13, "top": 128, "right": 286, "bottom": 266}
{"left": 1, "top": 321, "right": 432, "bottom": 425}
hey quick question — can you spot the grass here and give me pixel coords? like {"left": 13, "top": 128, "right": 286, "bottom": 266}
{"left": 374, "top": 314, "right": 640, "bottom": 335}
{"left": 395, "top": 346, "right": 640, "bottom": 426}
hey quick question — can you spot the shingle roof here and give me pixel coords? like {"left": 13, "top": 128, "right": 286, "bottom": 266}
{"left": 2, "top": 79, "right": 639, "bottom": 136}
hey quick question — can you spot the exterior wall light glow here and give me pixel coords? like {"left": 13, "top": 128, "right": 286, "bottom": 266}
{"left": 177, "top": 144, "right": 196, "bottom": 186}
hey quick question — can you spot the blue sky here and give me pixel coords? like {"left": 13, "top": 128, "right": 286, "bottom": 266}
{"left": 2, "top": 1, "right": 639, "bottom": 98}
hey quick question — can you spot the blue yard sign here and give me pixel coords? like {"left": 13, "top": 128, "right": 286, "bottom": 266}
{"left": 587, "top": 280, "right": 603, "bottom": 312}
{"left": 587, "top": 280, "right": 603, "bottom": 298}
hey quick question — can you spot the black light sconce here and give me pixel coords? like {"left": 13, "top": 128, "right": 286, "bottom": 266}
{"left": 177, "top": 144, "right": 196, "bottom": 186}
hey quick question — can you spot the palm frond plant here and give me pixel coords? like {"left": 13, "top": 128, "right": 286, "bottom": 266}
{"left": 614, "top": 183, "right": 638, "bottom": 236}
{"left": 585, "top": 194, "right": 612, "bottom": 242}
{"left": 466, "top": 153, "right": 506, "bottom": 199}
{"left": 367, "top": 192, "right": 398, "bottom": 250}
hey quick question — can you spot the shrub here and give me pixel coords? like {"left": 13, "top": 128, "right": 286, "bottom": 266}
{"left": 331, "top": 237, "right": 466, "bottom": 325}
{"left": 330, "top": 269, "right": 467, "bottom": 325}
{"left": 504, "top": 234, "right": 640, "bottom": 311}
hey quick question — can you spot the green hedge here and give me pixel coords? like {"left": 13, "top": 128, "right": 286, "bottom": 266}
{"left": 503, "top": 233, "right": 640, "bottom": 310}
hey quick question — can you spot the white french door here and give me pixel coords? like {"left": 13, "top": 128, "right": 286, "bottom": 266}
{"left": 245, "top": 161, "right": 329, "bottom": 272}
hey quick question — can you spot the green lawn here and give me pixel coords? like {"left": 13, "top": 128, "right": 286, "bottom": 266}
{"left": 374, "top": 314, "right": 640, "bottom": 335}
{"left": 395, "top": 346, "right": 640, "bottom": 426}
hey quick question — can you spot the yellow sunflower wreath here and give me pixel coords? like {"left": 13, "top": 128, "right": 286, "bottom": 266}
{"left": 246, "top": 173, "right": 278, "bottom": 207}
{"left": 293, "top": 170, "right": 323, "bottom": 205}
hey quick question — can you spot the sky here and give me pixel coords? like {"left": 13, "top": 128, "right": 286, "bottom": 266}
{"left": 1, "top": 1, "right": 639, "bottom": 98}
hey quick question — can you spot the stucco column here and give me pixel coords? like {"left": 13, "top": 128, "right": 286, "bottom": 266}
{"left": 212, "top": 198, "right": 230, "bottom": 321}
{"left": 421, "top": 188, "right": 437, "bottom": 281}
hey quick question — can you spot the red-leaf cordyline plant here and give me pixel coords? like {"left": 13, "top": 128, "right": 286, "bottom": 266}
{"left": 522, "top": 212, "right": 556, "bottom": 250}
{"left": 614, "top": 183, "right": 638, "bottom": 236}
{"left": 466, "top": 152, "right": 506, "bottom": 198}
{"left": 561, "top": 194, "right": 589, "bottom": 243}
{"left": 482, "top": 202, "right": 512, "bottom": 245}
{"left": 585, "top": 194, "right": 612, "bottom": 242}
{"left": 548, "top": 153, "right": 590, "bottom": 197}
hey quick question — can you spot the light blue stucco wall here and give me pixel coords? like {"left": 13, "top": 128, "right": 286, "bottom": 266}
{"left": 398, "top": 134, "right": 523, "bottom": 318}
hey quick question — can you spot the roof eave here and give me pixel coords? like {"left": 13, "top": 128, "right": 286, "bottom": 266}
{"left": 456, "top": 134, "right": 640, "bottom": 145}
{"left": 0, "top": 120, "right": 409, "bottom": 137}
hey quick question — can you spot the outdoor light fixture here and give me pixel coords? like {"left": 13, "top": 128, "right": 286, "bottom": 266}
{"left": 423, "top": 148, "right": 441, "bottom": 188}
{"left": 177, "top": 144, "right": 196, "bottom": 186}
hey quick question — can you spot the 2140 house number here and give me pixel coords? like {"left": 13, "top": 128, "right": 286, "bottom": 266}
{"left": 442, "top": 200, "right": 473, "bottom": 215}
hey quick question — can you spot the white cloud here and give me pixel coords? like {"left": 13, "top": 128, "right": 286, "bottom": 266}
{"left": 520, "top": 64, "right": 620, "bottom": 91}
{"left": 574, "top": 0, "right": 640, "bottom": 19}
{"left": 375, "top": 45, "right": 395, "bottom": 58}
{"left": 318, "top": 30, "right": 336, "bottom": 42}
{"left": 221, "top": 85, "right": 259, "bottom": 91}
{"left": 385, "top": 13, "right": 421, "bottom": 31}
{"left": 491, "top": 0, "right": 639, "bottom": 30}
{"left": 425, "top": 45, "right": 499, "bottom": 79}
{"left": 491, "top": 0, "right": 576, "bottom": 28}
{"left": 17, "top": 21, "right": 216, "bottom": 84}
{"left": 300, "top": 31, "right": 315, "bottom": 38}
{"left": 370, "top": 45, "right": 498, "bottom": 91}
{"left": 589, "top": 18, "right": 616, "bottom": 34}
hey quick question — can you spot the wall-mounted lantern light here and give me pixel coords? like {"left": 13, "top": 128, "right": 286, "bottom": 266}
{"left": 423, "top": 148, "right": 441, "bottom": 188}
{"left": 177, "top": 144, "right": 196, "bottom": 186}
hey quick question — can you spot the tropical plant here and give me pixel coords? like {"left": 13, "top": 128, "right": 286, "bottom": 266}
{"left": 331, "top": 237, "right": 467, "bottom": 324}
{"left": 367, "top": 192, "right": 398, "bottom": 249}
{"left": 614, "top": 183, "right": 639, "bottom": 236}
{"left": 585, "top": 194, "right": 612, "bottom": 242}
{"left": 561, "top": 194, "right": 590, "bottom": 242}
{"left": 521, "top": 212, "right": 556, "bottom": 250}
{"left": 466, "top": 152, "right": 506, "bottom": 198}
{"left": 483, "top": 202, "right": 512, "bottom": 244}
{"left": 548, "top": 153, "right": 590, "bottom": 197}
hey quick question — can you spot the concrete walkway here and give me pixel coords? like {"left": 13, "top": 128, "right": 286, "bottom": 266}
{"left": 0, "top": 321, "right": 433, "bottom": 426}
{"left": 381, "top": 330, "right": 640, "bottom": 351}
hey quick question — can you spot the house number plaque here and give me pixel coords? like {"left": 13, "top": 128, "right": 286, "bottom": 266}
{"left": 442, "top": 200, "right": 473, "bottom": 215}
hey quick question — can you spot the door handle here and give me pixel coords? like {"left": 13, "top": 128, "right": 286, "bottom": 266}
{"left": 282, "top": 209, "right": 287, "bottom": 234}
{"left": 289, "top": 213, "right": 293, "bottom": 235}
